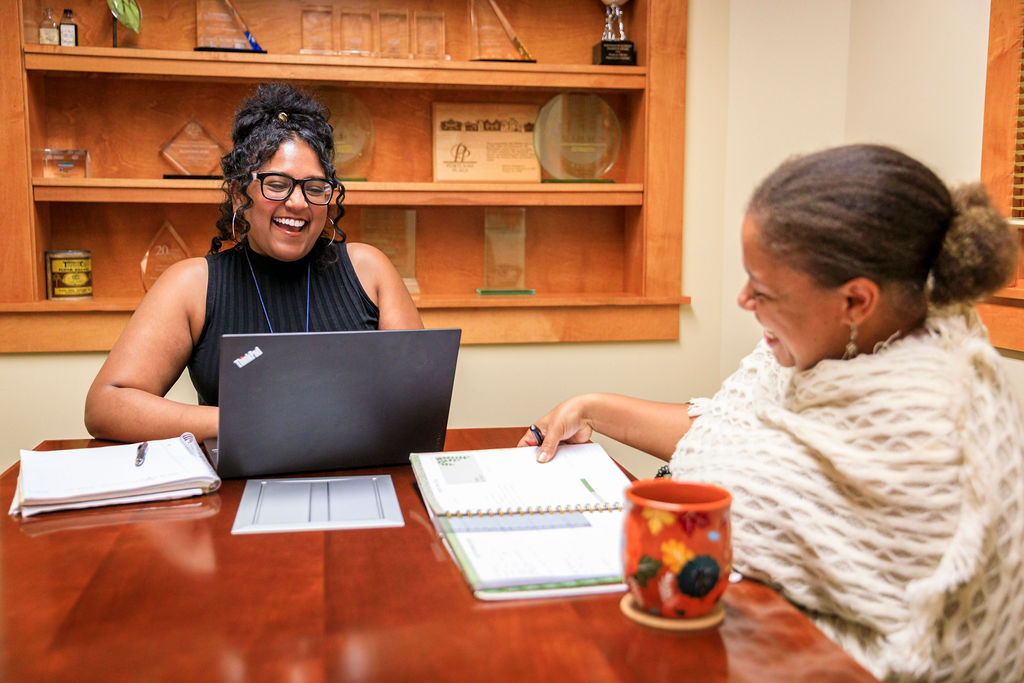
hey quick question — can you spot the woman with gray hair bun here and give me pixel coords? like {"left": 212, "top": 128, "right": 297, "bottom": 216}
{"left": 522, "top": 144, "right": 1024, "bottom": 681}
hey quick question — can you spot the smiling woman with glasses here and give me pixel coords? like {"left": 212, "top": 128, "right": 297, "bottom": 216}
{"left": 85, "top": 81, "right": 423, "bottom": 445}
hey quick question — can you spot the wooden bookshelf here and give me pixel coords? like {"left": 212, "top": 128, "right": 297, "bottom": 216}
{"left": 2, "top": 0, "right": 687, "bottom": 351}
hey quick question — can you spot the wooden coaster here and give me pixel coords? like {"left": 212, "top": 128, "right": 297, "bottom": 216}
{"left": 619, "top": 594, "right": 725, "bottom": 631}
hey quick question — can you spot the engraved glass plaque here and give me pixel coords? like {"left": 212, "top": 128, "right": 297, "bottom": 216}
{"left": 413, "top": 11, "right": 447, "bottom": 59}
{"left": 432, "top": 102, "right": 540, "bottom": 182}
{"left": 377, "top": 9, "right": 410, "bottom": 58}
{"left": 361, "top": 208, "right": 418, "bottom": 294}
{"left": 195, "top": 0, "right": 249, "bottom": 51}
{"left": 301, "top": 6, "right": 334, "bottom": 54}
{"left": 469, "top": 0, "right": 534, "bottom": 62}
{"left": 479, "top": 207, "right": 532, "bottom": 294}
{"left": 160, "top": 118, "right": 225, "bottom": 178}
{"left": 339, "top": 9, "right": 374, "bottom": 56}
{"left": 141, "top": 221, "right": 190, "bottom": 291}
{"left": 594, "top": 0, "right": 636, "bottom": 65}
{"left": 317, "top": 90, "right": 375, "bottom": 180}
{"left": 533, "top": 93, "right": 621, "bottom": 181}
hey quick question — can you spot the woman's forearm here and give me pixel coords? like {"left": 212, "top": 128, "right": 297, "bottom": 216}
{"left": 85, "top": 385, "right": 218, "bottom": 443}
{"left": 580, "top": 393, "right": 693, "bottom": 460}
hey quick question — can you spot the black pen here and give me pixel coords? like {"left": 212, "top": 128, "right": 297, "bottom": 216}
{"left": 135, "top": 441, "right": 148, "bottom": 467}
{"left": 529, "top": 424, "right": 544, "bottom": 446}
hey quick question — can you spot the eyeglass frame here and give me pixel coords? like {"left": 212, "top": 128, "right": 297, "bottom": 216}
{"left": 251, "top": 171, "right": 340, "bottom": 206}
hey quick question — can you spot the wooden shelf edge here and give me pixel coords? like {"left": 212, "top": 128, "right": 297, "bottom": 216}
{"left": 32, "top": 179, "right": 644, "bottom": 206}
{"left": 24, "top": 46, "right": 647, "bottom": 90}
{"left": 0, "top": 295, "right": 689, "bottom": 314}
{"left": 0, "top": 303, "right": 687, "bottom": 351}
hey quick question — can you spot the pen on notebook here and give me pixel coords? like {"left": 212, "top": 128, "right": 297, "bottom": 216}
{"left": 135, "top": 441, "right": 148, "bottom": 467}
{"left": 529, "top": 424, "right": 544, "bottom": 446}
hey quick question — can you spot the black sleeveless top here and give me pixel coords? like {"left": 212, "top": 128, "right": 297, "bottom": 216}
{"left": 187, "top": 241, "right": 379, "bottom": 406}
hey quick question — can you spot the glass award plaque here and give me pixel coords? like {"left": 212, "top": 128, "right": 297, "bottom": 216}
{"left": 414, "top": 11, "right": 447, "bottom": 59}
{"left": 160, "top": 118, "right": 225, "bottom": 179}
{"left": 361, "top": 209, "right": 418, "bottom": 294}
{"left": 301, "top": 6, "right": 334, "bottom": 54}
{"left": 317, "top": 90, "right": 374, "bottom": 180}
{"left": 593, "top": 0, "right": 636, "bottom": 65}
{"left": 36, "top": 149, "right": 91, "bottom": 178}
{"left": 141, "top": 221, "right": 190, "bottom": 291}
{"left": 195, "top": 0, "right": 249, "bottom": 51}
{"left": 469, "top": 0, "right": 534, "bottom": 62}
{"left": 339, "top": 9, "right": 374, "bottom": 56}
{"left": 478, "top": 207, "right": 533, "bottom": 295}
{"left": 533, "top": 93, "right": 621, "bottom": 181}
{"left": 377, "top": 9, "right": 411, "bottom": 58}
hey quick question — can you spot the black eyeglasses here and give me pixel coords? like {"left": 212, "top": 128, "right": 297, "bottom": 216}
{"left": 252, "top": 172, "right": 337, "bottom": 205}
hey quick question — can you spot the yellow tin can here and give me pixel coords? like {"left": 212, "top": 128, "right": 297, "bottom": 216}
{"left": 45, "top": 250, "right": 93, "bottom": 300}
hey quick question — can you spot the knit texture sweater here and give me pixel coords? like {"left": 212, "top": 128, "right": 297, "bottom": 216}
{"left": 670, "top": 305, "right": 1024, "bottom": 682}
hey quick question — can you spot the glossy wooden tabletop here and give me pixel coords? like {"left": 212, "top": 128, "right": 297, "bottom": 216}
{"left": 1, "top": 428, "right": 878, "bottom": 682}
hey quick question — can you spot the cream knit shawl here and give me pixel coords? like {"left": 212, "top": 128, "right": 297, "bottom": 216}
{"left": 670, "top": 306, "right": 1024, "bottom": 682}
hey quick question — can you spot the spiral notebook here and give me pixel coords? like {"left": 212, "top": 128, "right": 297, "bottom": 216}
{"left": 409, "top": 443, "right": 629, "bottom": 600}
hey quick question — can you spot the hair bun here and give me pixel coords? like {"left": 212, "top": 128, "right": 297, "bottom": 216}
{"left": 930, "top": 183, "right": 1017, "bottom": 305}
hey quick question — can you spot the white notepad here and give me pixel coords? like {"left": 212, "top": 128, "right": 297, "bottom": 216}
{"left": 11, "top": 433, "right": 220, "bottom": 518}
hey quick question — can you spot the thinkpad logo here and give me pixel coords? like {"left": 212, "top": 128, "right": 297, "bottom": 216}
{"left": 233, "top": 346, "right": 263, "bottom": 369}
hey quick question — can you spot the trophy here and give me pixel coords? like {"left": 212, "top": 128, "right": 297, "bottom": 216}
{"left": 141, "top": 221, "right": 190, "bottom": 291}
{"left": 593, "top": 0, "right": 636, "bottom": 66}
{"left": 478, "top": 207, "right": 533, "bottom": 295}
{"left": 160, "top": 118, "right": 225, "bottom": 179}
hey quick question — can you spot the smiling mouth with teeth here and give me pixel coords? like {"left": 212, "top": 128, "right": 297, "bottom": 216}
{"left": 273, "top": 216, "right": 307, "bottom": 232}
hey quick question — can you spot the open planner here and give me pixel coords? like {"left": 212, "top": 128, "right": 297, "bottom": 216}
{"left": 10, "top": 433, "right": 220, "bottom": 518}
{"left": 409, "top": 442, "right": 630, "bottom": 600}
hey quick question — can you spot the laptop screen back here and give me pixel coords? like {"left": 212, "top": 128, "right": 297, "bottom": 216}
{"left": 215, "top": 328, "right": 460, "bottom": 478}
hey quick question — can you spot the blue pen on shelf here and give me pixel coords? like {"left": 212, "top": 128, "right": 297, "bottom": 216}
{"left": 529, "top": 424, "right": 544, "bottom": 446}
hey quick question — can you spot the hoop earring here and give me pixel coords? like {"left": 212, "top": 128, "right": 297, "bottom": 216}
{"left": 842, "top": 322, "right": 859, "bottom": 360}
{"left": 327, "top": 217, "right": 337, "bottom": 246}
{"left": 231, "top": 209, "right": 238, "bottom": 241}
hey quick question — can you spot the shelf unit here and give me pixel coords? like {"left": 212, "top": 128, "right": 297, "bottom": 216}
{"left": 2, "top": 0, "right": 688, "bottom": 351}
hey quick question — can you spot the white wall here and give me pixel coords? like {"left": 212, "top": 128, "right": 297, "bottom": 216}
{"left": 5, "top": 0, "right": 1024, "bottom": 476}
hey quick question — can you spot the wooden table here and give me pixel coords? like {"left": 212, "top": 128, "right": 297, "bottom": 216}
{"left": 1, "top": 428, "right": 878, "bottom": 682}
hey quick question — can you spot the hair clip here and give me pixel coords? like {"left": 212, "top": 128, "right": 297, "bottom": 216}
{"left": 277, "top": 112, "right": 288, "bottom": 122}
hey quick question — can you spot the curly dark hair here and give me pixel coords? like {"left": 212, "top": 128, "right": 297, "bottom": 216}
{"left": 210, "top": 82, "right": 346, "bottom": 263}
{"left": 747, "top": 144, "right": 1017, "bottom": 313}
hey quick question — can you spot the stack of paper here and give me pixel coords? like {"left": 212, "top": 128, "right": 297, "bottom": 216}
{"left": 10, "top": 433, "right": 221, "bottom": 518}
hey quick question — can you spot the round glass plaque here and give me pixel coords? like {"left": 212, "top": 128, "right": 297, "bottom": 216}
{"left": 533, "top": 93, "right": 621, "bottom": 180}
{"left": 317, "top": 90, "right": 375, "bottom": 179}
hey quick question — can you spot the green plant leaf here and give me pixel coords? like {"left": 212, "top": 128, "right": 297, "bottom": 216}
{"left": 107, "top": 0, "right": 142, "bottom": 34}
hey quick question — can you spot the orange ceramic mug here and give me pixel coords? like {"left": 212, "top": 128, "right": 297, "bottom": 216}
{"left": 623, "top": 479, "right": 732, "bottom": 620}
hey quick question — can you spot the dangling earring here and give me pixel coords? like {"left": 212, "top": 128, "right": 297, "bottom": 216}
{"left": 231, "top": 209, "right": 239, "bottom": 241}
{"left": 843, "top": 322, "right": 859, "bottom": 360}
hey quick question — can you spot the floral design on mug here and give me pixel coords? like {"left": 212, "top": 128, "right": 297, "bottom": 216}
{"left": 661, "top": 538, "right": 694, "bottom": 573}
{"left": 642, "top": 506, "right": 676, "bottom": 535}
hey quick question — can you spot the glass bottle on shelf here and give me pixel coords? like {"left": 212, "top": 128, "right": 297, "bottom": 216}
{"left": 38, "top": 7, "right": 59, "bottom": 45}
{"left": 58, "top": 8, "right": 78, "bottom": 46}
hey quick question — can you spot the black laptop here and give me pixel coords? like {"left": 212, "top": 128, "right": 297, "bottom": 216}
{"left": 213, "top": 328, "right": 460, "bottom": 478}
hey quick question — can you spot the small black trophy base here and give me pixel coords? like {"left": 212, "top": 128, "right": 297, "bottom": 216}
{"left": 194, "top": 46, "right": 268, "bottom": 54}
{"left": 593, "top": 40, "right": 636, "bottom": 66}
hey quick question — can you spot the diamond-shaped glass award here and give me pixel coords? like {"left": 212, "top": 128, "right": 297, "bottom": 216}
{"left": 361, "top": 208, "right": 418, "bottom": 294}
{"left": 141, "top": 221, "right": 190, "bottom": 291}
{"left": 160, "top": 118, "right": 225, "bottom": 179}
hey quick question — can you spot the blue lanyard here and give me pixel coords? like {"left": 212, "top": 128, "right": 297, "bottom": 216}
{"left": 243, "top": 247, "right": 310, "bottom": 334}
